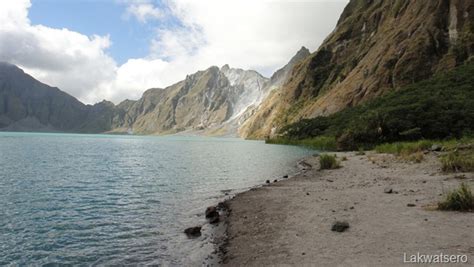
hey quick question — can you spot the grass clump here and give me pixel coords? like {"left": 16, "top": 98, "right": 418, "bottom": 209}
{"left": 375, "top": 140, "right": 433, "bottom": 163}
{"left": 319, "top": 154, "right": 340, "bottom": 170}
{"left": 438, "top": 183, "right": 474, "bottom": 211}
{"left": 375, "top": 140, "right": 433, "bottom": 155}
{"left": 266, "top": 136, "right": 337, "bottom": 151}
{"left": 355, "top": 148, "right": 366, "bottom": 155}
{"left": 406, "top": 151, "right": 424, "bottom": 163}
{"left": 441, "top": 151, "right": 474, "bottom": 172}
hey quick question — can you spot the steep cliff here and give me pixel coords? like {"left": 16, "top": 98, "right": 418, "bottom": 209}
{"left": 0, "top": 62, "right": 121, "bottom": 133}
{"left": 109, "top": 65, "right": 270, "bottom": 135}
{"left": 242, "top": 0, "right": 474, "bottom": 139}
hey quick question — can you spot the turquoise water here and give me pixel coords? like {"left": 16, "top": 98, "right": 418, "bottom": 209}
{"left": 0, "top": 132, "right": 312, "bottom": 265}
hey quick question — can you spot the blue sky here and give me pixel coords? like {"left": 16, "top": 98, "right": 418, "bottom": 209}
{"left": 0, "top": 0, "right": 348, "bottom": 104}
{"left": 29, "top": 0, "right": 165, "bottom": 64}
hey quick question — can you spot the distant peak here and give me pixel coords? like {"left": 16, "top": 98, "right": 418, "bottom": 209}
{"left": 296, "top": 46, "right": 310, "bottom": 57}
{"left": 299, "top": 46, "right": 309, "bottom": 53}
{"left": 288, "top": 46, "right": 311, "bottom": 65}
{"left": 0, "top": 61, "right": 22, "bottom": 71}
{"left": 0, "top": 62, "right": 26, "bottom": 76}
{"left": 221, "top": 64, "right": 230, "bottom": 72}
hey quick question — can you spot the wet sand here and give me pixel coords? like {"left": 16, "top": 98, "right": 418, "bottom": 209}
{"left": 220, "top": 152, "right": 474, "bottom": 266}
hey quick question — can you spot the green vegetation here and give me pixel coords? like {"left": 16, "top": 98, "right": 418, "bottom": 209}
{"left": 375, "top": 140, "right": 433, "bottom": 155}
{"left": 438, "top": 183, "right": 474, "bottom": 212}
{"left": 272, "top": 63, "right": 474, "bottom": 151}
{"left": 319, "top": 154, "right": 340, "bottom": 170}
{"left": 266, "top": 136, "right": 337, "bottom": 151}
{"left": 374, "top": 138, "right": 474, "bottom": 163}
{"left": 355, "top": 148, "right": 366, "bottom": 155}
{"left": 441, "top": 151, "right": 474, "bottom": 172}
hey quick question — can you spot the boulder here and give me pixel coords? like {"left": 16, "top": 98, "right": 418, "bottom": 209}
{"left": 205, "top": 206, "right": 220, "bottom": 224}
{"left": 184, "top": 226, "right": 202, "bottom": 238}
{"left": 384, "top": 187, "right": 393, "bottom": 194}
{"left": 205, "top": 206, "right": 218, "bottom": 218}
{"left": 430, "top": 144, "right": 442, "bottom": 151}
{"left": 331, "top": 221, "right": 350, "bottom": 232}
{"left": 209, "top": 215, "right": 220, "bottom": 224}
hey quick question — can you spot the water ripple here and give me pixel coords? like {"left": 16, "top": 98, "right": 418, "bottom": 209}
{"left": 0, "top": 132, "right": 312, "bottom": 265}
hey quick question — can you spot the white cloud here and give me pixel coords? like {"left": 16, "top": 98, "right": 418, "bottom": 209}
{"left": 0, "top": 0, "right": 348, "bottom": 104}
{"left": 125, "top": 2, "right": 163, "bottom": 23}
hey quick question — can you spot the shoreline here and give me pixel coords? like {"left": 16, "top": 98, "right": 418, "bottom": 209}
{"left": 200, "top": 155, "right": 310, "bottom": 266}
{"left": 217, "top": 151, "right": 474, "bottom": 265}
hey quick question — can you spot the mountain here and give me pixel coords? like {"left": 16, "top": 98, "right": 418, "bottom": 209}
{"left": 107, "top": 65, "right": 269, "bottom": 135}
{"left": 0, "top": 62, "right": 126, "bottom": 133}
{"left": 241, "top": 0, "right": 474, "bottom": 139}
{"left": 0, "top": 59, "right": 296, "bottom": 135}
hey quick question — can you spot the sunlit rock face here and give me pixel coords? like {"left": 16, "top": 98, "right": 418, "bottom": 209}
{"left": 241, "top": 0, "right": 474, "bottom": 139}
{"left": 108, "top": 65, "right": 272, "bottom": 136}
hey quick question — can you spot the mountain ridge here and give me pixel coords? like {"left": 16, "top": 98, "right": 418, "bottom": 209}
{"left": 0, "top": 57, "right": 299, "bottom": 135}
{"left": 241, "top": 0, "right": 474, "bottom": 139}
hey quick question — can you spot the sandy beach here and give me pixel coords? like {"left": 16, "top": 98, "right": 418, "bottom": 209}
{"left": 220, "top": 152, "right": 474, "bottom": 266}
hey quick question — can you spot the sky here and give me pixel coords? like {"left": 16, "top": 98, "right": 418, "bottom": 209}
{"left": 0, "top": 0, "right": 348, "bottom": 104}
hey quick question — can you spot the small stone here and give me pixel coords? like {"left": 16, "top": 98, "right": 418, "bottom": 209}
{"left": 430, "top": 144, "right": 442, "bottom": 152}
{"left": 209, "top": 215, "right": 220, "bottom": 224}
{"left": 424, "top": 218, "right": 428, "bottom": 221}
{"left": 331, "top": 221, "right": 350, "bottom": 232}
{"left": 205, "top": 206, "right": 218, "bottom": 218}
{"left": 205, "top": 206, "right": 220, "bottom": 224}
{"left": 302, "top": 252, "right": 306, "bottom": 255}
{"left": 331, "top": 210, "right": 336, "bottom": 213}
{"left": 274, "top": 179, "right": 278, "bottom": 183}
{"left": 266, "top": 180, "right": 270, "bottom": 184}
{"left": 306, "top": 192, "right": 310, "bottom": 196}
{"left": 407, "top": 203, "right": 416, "bottom": 207}
{"left": 184, "top": 226, "right": 202, "bottom": 237}
{"left": 283, "top": 175, "right": 289, "bottom": 178}
{"left": 422, "top": 180, "right": 427, "bottom": 184}
{"left": 327, "top": 179, "right": 334, "bottom": 183}
{"left": 217, "top": 201, "right": 228, "bottom": 210}
{"left": 350, "top": 206, "right": 354, "bottom": 210}
{"left": 384, "top": 187, "right": 393, "bottom": 194}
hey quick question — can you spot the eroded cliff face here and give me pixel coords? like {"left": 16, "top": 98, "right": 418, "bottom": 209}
{"left": 241, "top": 0, "right": 474, "bottom": 139}
{"left": 109, "top": 65, "right": 270, "bottom": 135}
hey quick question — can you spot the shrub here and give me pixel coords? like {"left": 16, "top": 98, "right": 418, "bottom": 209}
{"left": 299, "top": 136, "right": 337, "bottom": 151}
{"left": 441, "top": 151, "right": 474, "bottom": 172}
{"left": 438, "top": 183, "right": 474, "bottom": 211}
{"left": 266, "top": 136, "right": 337, "bottom": 151}
{"left": 355, "top": 148, "right": 366, "bottom": 155}
{"left": 375, "top": 140, "right": 433, "bottom": 155}
{"left": 405, "top": 151, "right": 424, "bottom": 163}
{"left": 319, "top": 154, "right": 340, "bottom": 170}
{"left": 276, "top": 62, "right": 474, "bottom": 151}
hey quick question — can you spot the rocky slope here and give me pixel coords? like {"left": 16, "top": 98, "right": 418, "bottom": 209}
{"left": 107, "top": 47, "right": 309, "bottom": 136}
{"left": 241, "top": 0, "right": 474, "bottom": 139}
{"left": 0, "top": 62, "right": 124, "bottom": 133}
{"left": 105, "top": 65, "right": 269, "bottom": 135}
{"left": 0, "top": 56, "right": 304, "bottom": 135}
